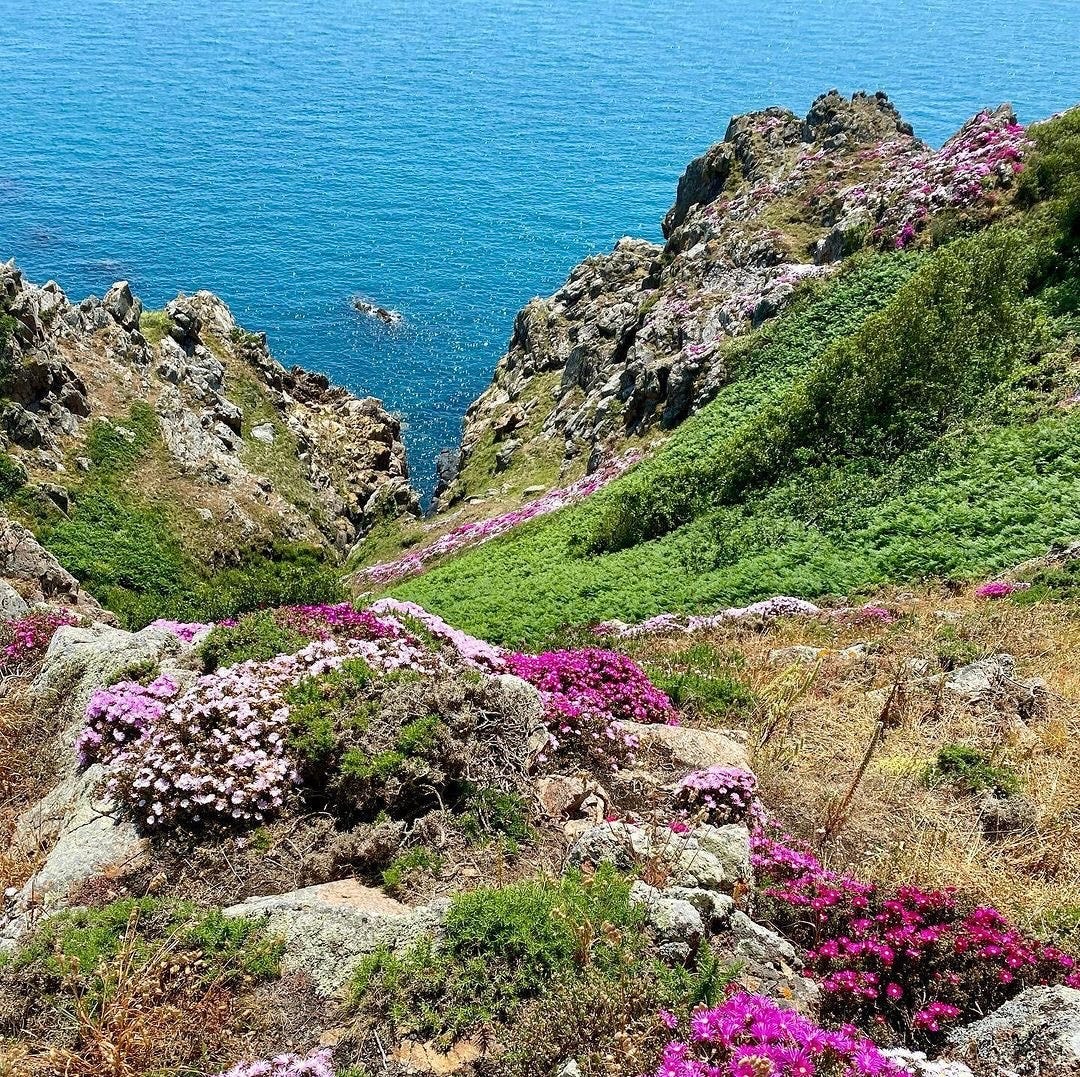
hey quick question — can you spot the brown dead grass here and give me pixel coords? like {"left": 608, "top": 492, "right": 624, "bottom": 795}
{"left": 0, "top": 681, "right": 62, "bottom": 894}
{"left": 631, "top": 585, "right": 1080, "bottom": 941}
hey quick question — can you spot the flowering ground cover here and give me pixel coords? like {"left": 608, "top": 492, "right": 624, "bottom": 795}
{"left": 358, "top": 450, "right": 641, "bottom": 587}
{"left": 216, "top": 1049, "right": 334, "bottom": 1077}
{"left": 0, "top": 607, "right": 79, "bottom": 674}
{"left": 753, "top": 831, "right": 1080, "bottom": 1043}
{"left": 654, "top": 991, "right": 908, "bottom": 1077}
{"left": 76, "top": 600, "right": 675, "bottom": 826}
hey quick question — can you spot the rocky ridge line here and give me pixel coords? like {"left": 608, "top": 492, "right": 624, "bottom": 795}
{"left": 435, "top": 91, "right": 1025, "bottom": 510}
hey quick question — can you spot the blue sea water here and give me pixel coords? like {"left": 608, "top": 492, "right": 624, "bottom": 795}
{"left": 2, "top": 1, "right": 1077, "bottom": 494}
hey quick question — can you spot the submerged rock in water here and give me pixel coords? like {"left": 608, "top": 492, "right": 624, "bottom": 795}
{"left": 351, "top": 296, "right": 404, "bottom": 327}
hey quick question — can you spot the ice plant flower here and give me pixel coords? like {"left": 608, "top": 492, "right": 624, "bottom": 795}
{"left": 506, "top": 647, "right": 674, "bottom": 767}
{"left": 974, "top": 580, "right": 1027, "bottom": 599}
{"left": 0, "top": 607, "right": 79, "bottom": 673}
{"left": 215, "top": 1048, "right": 335, "bottom": 1077}
{"left": 653, "top": 991, "right": 909, "bottom": 1076}
{"left": 149, "top": 619, "right": 213, "bottom": 644}
{"left": 674, "top": 766, "right": 760, "bottom": 824}
{"left": 752, "top": 830, "right": 1080, "bottom": 1041}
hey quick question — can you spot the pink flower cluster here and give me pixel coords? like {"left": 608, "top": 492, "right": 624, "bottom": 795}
{"left": 674, "top": 766, "right": 760, "bottom": 825}
{"left": 359, "top": 451, "right": 641, "bottom": 586}
{"left": 96, "top": 632, "right": 431, "bottom": 829}
{"left": 506, "top": 647, "right": 674, "bottom": 767}
{"left": 654, "top": 991, "right": 908, "bottom": 1077}
{"left": 149, "top": 619, "right": 212, "bottom": 643}
{"left": 76, "top": 674, "right": 181, "bottom": 766}
{"left": 974, "top": 581, "right": 1028, "bottom": 599}
{"left": 870, "top": 109, "right": 1029, "bottom": 248}
{"left": 0, "top": 607, "right": 79, "bottom": 673}
{"left": 215, "top": 1048, "right": 334, "bottom": 1077}
{"left": 596, "top": 597, "right": 823, "bottom": 639}
{"left": 274, "top": 603, "right": 403, "bottom": 641}
{"left": 752, "top": 832, "right": 1080, "bottom": 1040}
{"left": 369, "top": 598, "right": 506, "bottom": 671}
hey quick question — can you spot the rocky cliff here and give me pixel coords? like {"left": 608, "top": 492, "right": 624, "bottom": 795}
{"left": 435, "top": 91, "right": 1025, "bottom": 509}
{"left": 0, "top": 264, "right": 418, "bottom": 614}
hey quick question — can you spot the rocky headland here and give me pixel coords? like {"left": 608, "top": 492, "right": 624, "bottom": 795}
{"left": 434, "top": 91, "right": 1026, "bottom": 511}
{"left": 0, "top": 265, "right": 418, "bottom": 622}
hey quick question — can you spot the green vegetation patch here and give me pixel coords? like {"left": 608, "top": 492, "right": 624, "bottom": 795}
{"left": 2, "top": 896, "right": 282, "bottom": 988}
{"left": 138, "top": 309, "right": 175, "bottom": 345}
{"left": 391, "top": 140, "right": 1080, "bottom": 646}
{"left": 929, "top": 744, "right": 1021, "bottom": 798}
{"left": 348, "top": 868, "right": 733, "bottom": 1056}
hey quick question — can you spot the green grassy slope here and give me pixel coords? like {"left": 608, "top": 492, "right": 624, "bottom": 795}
{"left": 390, "top": 111, "right": 1080, "bottom": 646}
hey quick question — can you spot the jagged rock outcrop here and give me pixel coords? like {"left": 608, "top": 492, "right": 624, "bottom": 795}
{"left": 0, "top": 517, "right": 105, "bottom": 618}
{"left": 437, "top": 91, "right": 1025, "bottom": 508}
{"left": 0, "top": 263, "right": 418, "bottom": 555}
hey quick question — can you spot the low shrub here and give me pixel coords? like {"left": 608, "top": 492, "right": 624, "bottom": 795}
{"left": 349, "top": 868, "right": 649, "bottom": 1044}
{"left": 1, "top": 898, "right": 281, "bottom": 1075}
{"left": 647, "top": 644, "right": 754, "bottom": 719}
{"left": 458, "top": 785, "right": 533, "bottom": 844}
{"left": 200, "top": 609, "right": 309, "bottom": 671}
{"left": 929, "top": 743, "right": 1021, "bottom": 798}
{"left": 286, "top": 660, "right": 522, "bottom": 825}
{"left": 499, "top": 949, "right": 736, "bottom": 1077}
{"left": 381, "top": 847, "right": 442, "bottom": 894}
{"left": 4, "top": 896, "right": 281, "bottom": 986}
{"left": 0, "top": 450, "right": 26, "bottom": 500}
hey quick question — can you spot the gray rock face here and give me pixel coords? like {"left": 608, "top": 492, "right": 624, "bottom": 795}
{"left": 0, "top": 516, "right": 104, "bottom": 618}
{"left": 102, "top": 280, "right": 142, "bottom": 333}
{"left": 1, "top": 769, "right": 146, "bottom": 950}
{"left": 723, "top": 911, "right": 819, "bottom": 1014}
{"left": 566, "top": 820, "right": 750, "bottom": 893}
{"left": 630, "top": 880, "right": 704, "bottom": 963}
{"left": 225, "top": 879, "right": 449, "bottom": 995}
{"left": 31, "top": 622, "right": 188, "bottom": 735}
{"left": 617, "top": 719, "right": 751, "bottom": 771}
{"left": 0, "top": 579, "right": 29, "bottom": 620}
{"left": 885, "top": 1049, "right": 973, "bottom": 1077}
{"left": 946, "top": 986, "right": 1080, "bottom": 1077}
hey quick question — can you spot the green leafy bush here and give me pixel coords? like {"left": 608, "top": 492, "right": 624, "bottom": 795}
{"left": 381, "top": 847, "right": 442, "bottom": 894}
{"left": 138, "top": 309, "right": 175, "bottom": 345}
{"left": 0, "top": 312, "right": 19, "bottom": 395}
{"left": 349, "top": 868, "right": 642, "bottom": 1042}
{"left": 200, "top": 609, "right": 309, "bottom": 671}
{"left": 586, "top": 227, "right": 1031, "bottom": 554}
{"left": 929, "top": 744, "right": 1021, "bottom": 798}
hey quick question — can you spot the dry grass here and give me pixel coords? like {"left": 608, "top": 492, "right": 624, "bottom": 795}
{"left": 633, "top": 586, "right": 1080, "bottom": 941}
{"left": 0, "top": 680, "right": 62, "bottom": 895}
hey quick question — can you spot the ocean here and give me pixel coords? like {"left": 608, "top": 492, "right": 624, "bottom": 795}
{"left": 2, "top": 0, "right": 1077, "bottom": 494}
